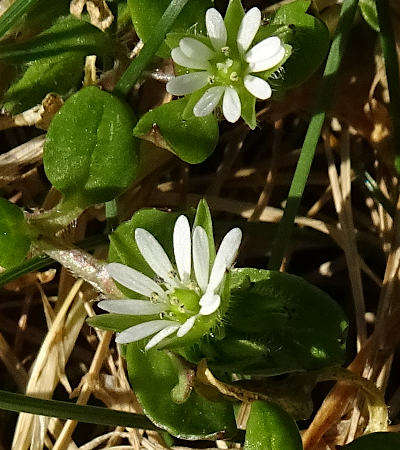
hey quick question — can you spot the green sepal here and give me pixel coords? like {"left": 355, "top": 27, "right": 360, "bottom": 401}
{"left": 43, "top": 86, "right": 140, "bottom": 208}
{"left": 126, "top": 343, "right": 237, "bottom": 439}
{"left": 359, "top": 0, "right": 379, "bottom": 32}
{"left": 87, "top": 313, "right": 152, "bottom": 333}
{"left": 128, "top": 0, "right": 212, "bottom": 57}
{"left": 224, "top": 0, "right": 245, "bottom": 56}
{"left": 244, "top": 401, "right": 303, "bottom": 450}
{"left": 133, "top": 97, "right": 218, "bottom": 164}
{"left": 0, "top": 198, "right": 32, "bottom": 269}
{"left": 193, "top": 198, "right": 216, "bottom": 265}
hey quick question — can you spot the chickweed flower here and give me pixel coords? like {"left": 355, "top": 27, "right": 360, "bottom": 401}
{"left": 166, "top": 6, "right": 290, "bottom": 124}
{"left": 98, "top": 215, "right": 242, "bottom": 350}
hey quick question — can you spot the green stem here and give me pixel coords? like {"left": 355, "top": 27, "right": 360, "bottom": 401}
{"left": 375, "top": 0, "right": 400, "bottom": 173}
{"left": 113, "top": 0, "right": 190, "bottom": 96}
{"left": 0, "top": 0, "right": 41, "bottom": 38}
{"left": 268, "top": 0, "right": 359, "bottom": 270}
{"left": 0, "top": 389, "right": 157, "bottom": 430}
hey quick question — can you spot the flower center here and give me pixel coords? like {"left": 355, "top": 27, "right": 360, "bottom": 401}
{"left": 168, "top": 288, "right": 200, "bottom": 319}
{"left": 212, "top": 56, "right": 243, "bottom": 86}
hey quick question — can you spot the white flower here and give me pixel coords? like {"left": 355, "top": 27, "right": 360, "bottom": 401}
{"left": 98, "top": 215, "right": 242, "bottom": 350}
{"left": 166, "top": 7, "right": 287, "bottom": 123}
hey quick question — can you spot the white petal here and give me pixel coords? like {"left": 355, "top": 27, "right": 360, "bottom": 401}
{"left": 177, "top": 315, "right": 197, "bottom": 337}
{"left": 135, "top": 228, "right": 175, "bottom": 284}
{"left": 246, "top": 37, "right": 286, "bottom": 72}
{"left": 248, "top": 47, "right": 286, "bottom": 72}
{"left": 98, "top": 299, "right": 166, "bottom": 315}
{"left": 193, "top": 86, "right": 225, "bottom": 117}
{"left": 179, "top": 37, "right": 215, "bottom": 60}
{"left": 237, "top": 7, "right": 261, "bottom": 54}
{"left": 171, "top": 47, "right": 209, "bottom": 70}
{"left": 208, "top": 228, "right": 242, "bottom": 291}
{"left": 222, "top": 87, "right": 241, "bottom": 123}
{"left": 106, "top": 262, "right": 164, "bottom": 297}
{"left": 245, "top": 36, "right": 283, "bottom": 63}
{"left": 145, "top": 325, "right": 180, "bottom": 350}
{"left": 192, "top": 226, "right": 210, "bottom": 292}
{"left": 244, "top": 74, "right": 272, "bottom": 99}
{"left": 199, "top": 293, "right": 220, "bottom": 315}
{"left": 166, "top": 72, "right": 210, "bottom": 96}
{"left": 206, "top": 8, "right": 227, "bottom": 51}
{"left": 173, "top": 215, "right": 191, "bottom": 282}
{"left": 115, "top": 320, "right": 176, "bottom": 344}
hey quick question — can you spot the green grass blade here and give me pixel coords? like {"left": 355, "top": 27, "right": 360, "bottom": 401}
{"left": 0, "top": 389, "right": 158, "bottom": 430}
{"left": 376, "top": 0, "right": 400, "bottom": 173}
{"left": 113, "top": 0, "right": 190, "bottom": 96}
{"left": 0, "top": 0, "right": 41, "bottom": 38}
{"left": 268, "top": 0, "right": 360, "bottom": 270}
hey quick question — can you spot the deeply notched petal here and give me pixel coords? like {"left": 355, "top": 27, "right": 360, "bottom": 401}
{"left": 180, "top": 37, "right": 215, "bottom": 60}
{"left": 199, "top": 293, "right": 220, "bottom": 315}
{"left": 171, "top": 47, "right": 210, "bottom": 70}
{"left": 206, "top": 8, "right": 227, "bottom": 51}
{"left": 193, "top": 86, "right": 225, "bottom": 117}
{"left": 246, "top": 36, "right": 286, "bottom": 73}
{"left": 222, "top": 87, "right": 241, "bottom": 123}
{"left": 177, "top": 315, "right": 197, "bottom": 337}
{"left": 237, "top": 7, "right": 261, "bottom": 54}
{"left": 193, "top": 226, "right": 210, "bottom": 292}
{"left": 166, "top": 72, "right": 210, "bottom": 96}
{"left": 135, "top": 228, "right": 175, "bottom": 283}
{"left": 106, "top": 262, "right": 164, "bottom": 297}
{"left": 244, "top": 74, "right": 272, "bottom": 100}
{"left": 145, "top": 325, "right": 180, "bottom": 350}
{"left": 174, "top": 215, "right": 191, "bottom": 282}
{"left": 98, "top": 299, "right": 166, "bottom": 315}
{"left": 208, "top": 227, "right": 242, "bottom": 291}
{"left": 115, "top": 320, "right": 177, "bottom": 344}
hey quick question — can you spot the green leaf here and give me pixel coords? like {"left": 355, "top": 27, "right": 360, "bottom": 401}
{"left": 0, "top": 198, "right": 32, "bottom": 269}
{"left": 342, "top": 432, "right": 400, "bottom": 449}
{"left": 269, "top": 0, "right": 330, "bottom": 89}
{"left": 244, "top": 401, "right": 303, "bottom": 450}
{"left": 2, "top": 52, "right": 84, "bottom": 114}
{"left": 359, "top": 0, "right": 379, "bottom": 32}
{"left": 0, "top": 15, "right": 112, "bottom": 64}
{"left": 204, "top": 268, "right": 348, "bottom": 375}
{"left": 128, "top": 0, "right": 212, "bottom": 57}
{"left": 133, "top": 97, "right": 219, "bottom": 164}
{"left": 1, "top": 16, "right": 112, "bottom": 113}
{"left": 126, "top": 344, "right": 236, "bottom": 439}
{"left": 43, "top": 86, "right": 140, "bottom": 207}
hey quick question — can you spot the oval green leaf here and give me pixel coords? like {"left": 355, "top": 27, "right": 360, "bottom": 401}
{"left": 43, "top": 86, "right": 140, "bottom": 207}
{"left": 1, "top": 16, "right": 112, "bottom": 114}
{"left": 342, "top": 432, "right": 400, "bottom": 449}
{"left": 204, "top": 268, "right": 348, "bottom": 375}
{"left": 133, "top": 98, "right": 219, "bottom": 164}
{"left": 269, "top": 0, "right": 330, "bottom": 89}
{"left": 359, "top": 0, "right": 379, "bottom": 32}
{"left": 244, "top": 401, "right": 303, "bottom": 450}
{"left": 126, "top": 344, "right": 237, "bottom": 439}
{"left": 0, "top": 198, "right": 32, "bottom": 269}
